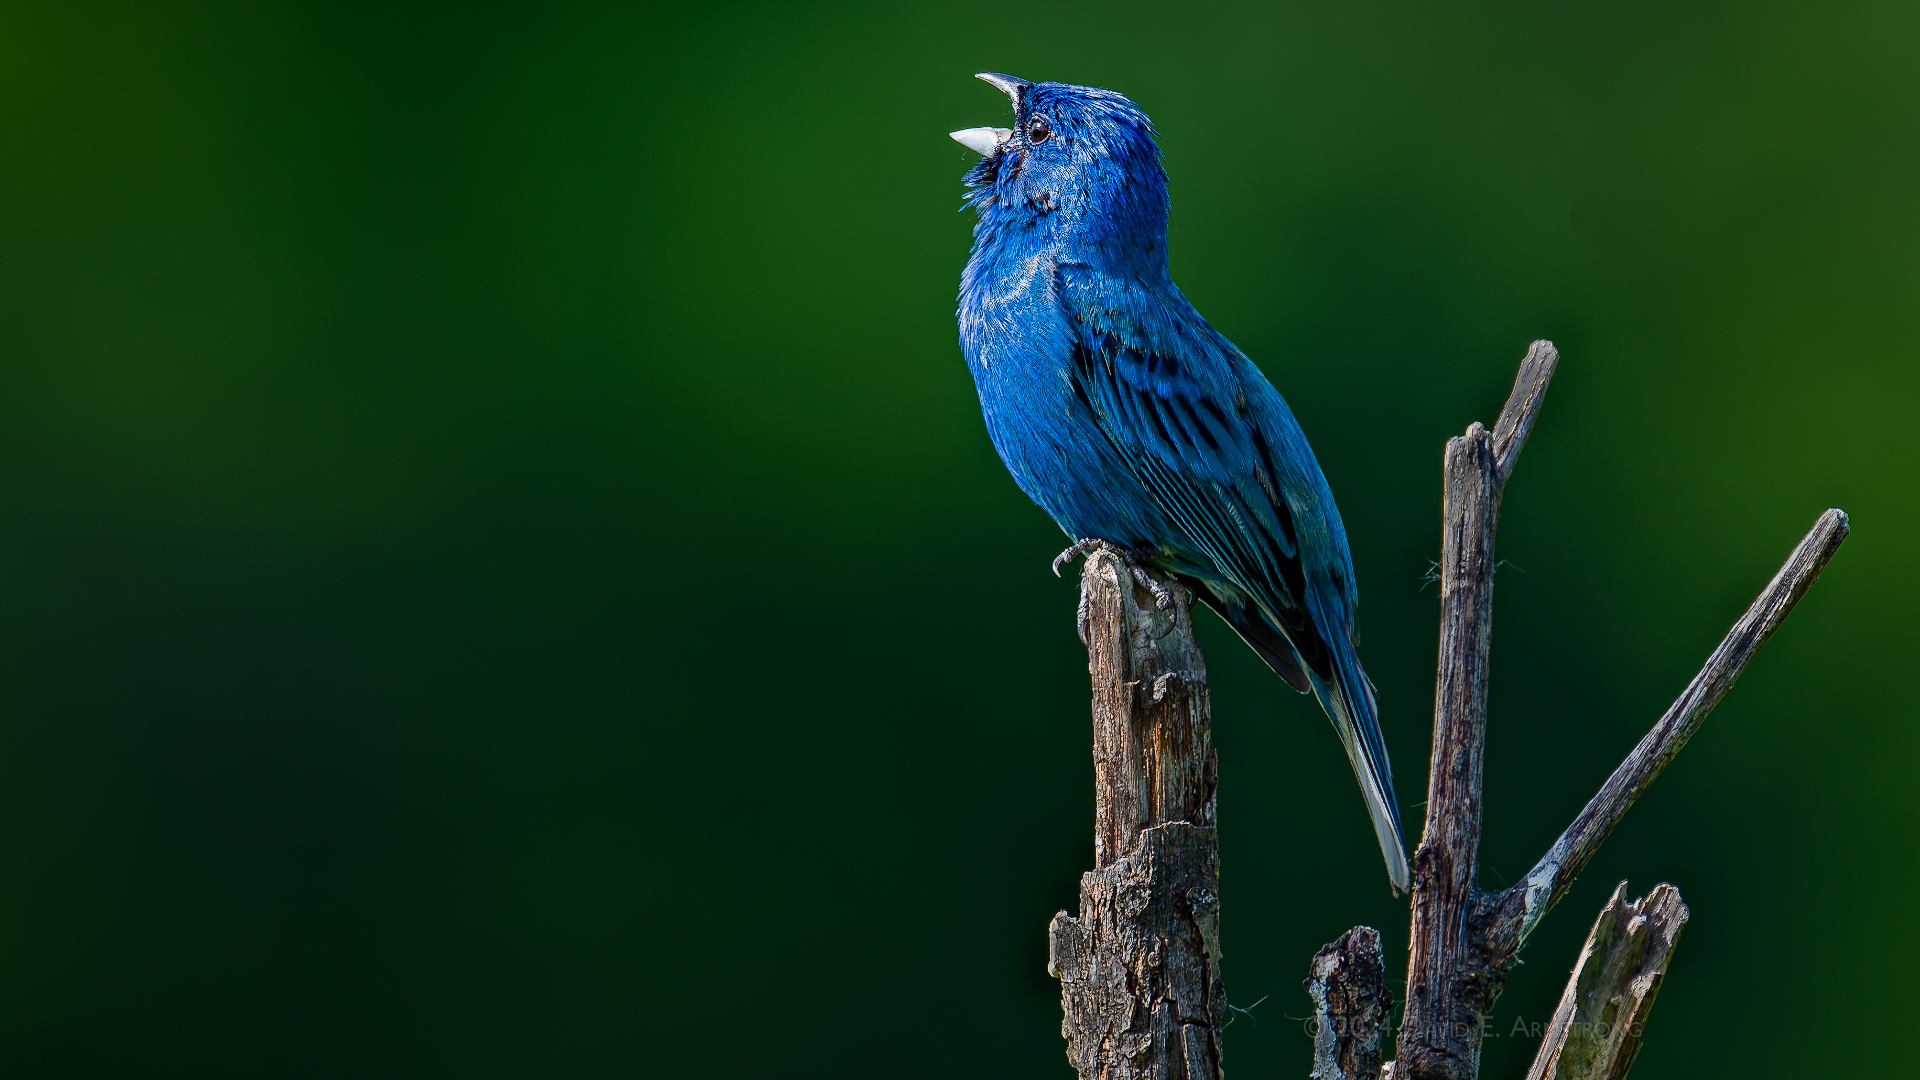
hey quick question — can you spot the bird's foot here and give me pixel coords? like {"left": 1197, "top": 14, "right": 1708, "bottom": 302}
{"left": 1128, "top": 563, "right": 1176, "bottom": 614}
{"left": 1055, "top": 539, "right": 1176, "bottom": 645}
{"left": 1051, "top": 537, "right": 1104, "bottom": 577}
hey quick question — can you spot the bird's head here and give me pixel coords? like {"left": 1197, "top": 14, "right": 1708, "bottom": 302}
{"left": 952, "top": 74, "right": 1168, "bottom": 274}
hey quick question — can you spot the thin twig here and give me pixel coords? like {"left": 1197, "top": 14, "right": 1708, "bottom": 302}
{"left": 1492, "top": 508, "right": 1850, "bottom": 947}
{"left": 1489, "top": 340, "right": 1559, "bottom": 493}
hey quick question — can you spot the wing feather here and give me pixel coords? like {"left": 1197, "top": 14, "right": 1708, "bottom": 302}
{"left": 1062, "top": 301, "right": 1410, "bottom": 891}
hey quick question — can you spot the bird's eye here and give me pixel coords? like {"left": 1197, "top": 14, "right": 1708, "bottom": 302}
{"left": 1027, "top": 116, "right": 1053, "bottom": 144}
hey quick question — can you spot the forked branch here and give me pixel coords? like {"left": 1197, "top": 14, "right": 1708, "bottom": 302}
{"left": 1489, "top": 339, "right": 1559, "bottom": 489}
{"left": 1311, "top": 341, "right": 1849, "bottom": 1080}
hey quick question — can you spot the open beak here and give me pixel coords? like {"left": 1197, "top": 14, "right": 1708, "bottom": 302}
{"left": 949, "top": 72, "right": 1033, "bottom": 157}
{"left": 974, "top": 72, "right": 1031, "bottom": 112}
{"left": 949, "top": 126, "right": 1011, "bottom": 156}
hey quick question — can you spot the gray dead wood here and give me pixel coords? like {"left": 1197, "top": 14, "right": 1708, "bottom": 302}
{"left": 1397, "top": 341, "right": 1557, "bottom": 1080}
{"left": 1300, "top": 341, "right": 1848, "bottom": 1079}
{"left": 1305, "top": 927, "right": 1390, "bottom": 1080}
{"left": 1485, "top": 507, "right": 1849, "bottom": 951}
{"left": 1524, "top": 882, "right": 1689, "bottom": 1080}
{"left": 1050, "top": 548, "right": 1225, "bottom": 1080}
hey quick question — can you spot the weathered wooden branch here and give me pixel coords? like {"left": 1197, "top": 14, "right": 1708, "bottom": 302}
{"left": 1398, "top": 341, "right": 1557, "bottom": 1080}
{"left": 1300, "top": 340, "right": 1848, "bottom": 1079}
{"left": 1305, "top": 927, "right": 1390, "bottom": 1080}
{"left": 1487, "top": 340, "right": 1559, "bottom": 489}
{"left": 1524, "top": 882, "right": 1689, "bottom": 1080}
{"left": 1485, "top": 507, "right": 1849, "bottom": 951}
{"left": 1050, "top": 548, "right": 1224, "bottom": 1079}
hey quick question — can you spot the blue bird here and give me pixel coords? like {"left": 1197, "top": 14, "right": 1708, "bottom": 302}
{"left": 951, "top": 73, "right": 1409, "bottom": 891}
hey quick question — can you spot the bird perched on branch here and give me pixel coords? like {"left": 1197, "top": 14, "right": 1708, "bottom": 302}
{"left": 951, "top": 73, "right": 1409, "bottom": 891}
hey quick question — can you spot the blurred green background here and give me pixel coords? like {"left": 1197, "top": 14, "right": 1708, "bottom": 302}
{"left": 1, "top": 1, "right": 1913, "bottom": 1075}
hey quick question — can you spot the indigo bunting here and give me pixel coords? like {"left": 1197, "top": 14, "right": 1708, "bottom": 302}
{"left": 952, "top": 74, "right": 1409, "bottom": 890}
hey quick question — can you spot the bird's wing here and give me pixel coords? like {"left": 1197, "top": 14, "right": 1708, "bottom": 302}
{"left": 1058, "top": 272, "right": 1409, "bottom": 890}
{"left": 1059, "top": 293, "right": 1326, "bottom": 678}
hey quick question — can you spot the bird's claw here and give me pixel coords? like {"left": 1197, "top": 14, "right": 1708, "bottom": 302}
{"left": 1130, "top": 564, "right": 1175, "bottom": 613}
{"left": 1052, "top": 537, "right": 1101, "bottom": 577}
{"left": 1058, "top": 538, "right": 1113, "bottom": 645}
{"left": 1057, "top": 538, "right": 1178, "bottom": 644}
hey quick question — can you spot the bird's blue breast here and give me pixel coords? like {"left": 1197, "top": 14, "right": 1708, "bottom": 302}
{"left": 959, "top": 250, "right": 1170, "bottom": 547}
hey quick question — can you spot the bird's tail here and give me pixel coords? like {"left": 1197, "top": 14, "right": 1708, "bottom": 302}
{"left": 1308, "top": 644, "right": 1410, "bottom": 893}
{"left": 1184, "top": 578, "right": 1410, "bottom": 891}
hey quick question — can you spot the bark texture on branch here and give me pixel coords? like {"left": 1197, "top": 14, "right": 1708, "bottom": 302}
{"left": 1051, "top": 549, "right": 1224, "bottom": 1080}
{"left": 1488, "top": 340, "right": 1560, "bottom": 488}
{"left": 1399, "top": 423, "right": 1503, "bottom": 1080}
{"left": 1524, "top": 882, "right": 1689, "bottom": 1080}
{"left": 1305, "top": 927, "right": 1390, "bottom": 1080}
{"left": 1398, "top": 342, "right": 1557, "bottom": 1080}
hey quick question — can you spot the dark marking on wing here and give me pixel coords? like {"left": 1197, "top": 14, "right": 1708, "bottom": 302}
{"left": 1066, "top": 334, "right": 1336, "bottom": 688}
